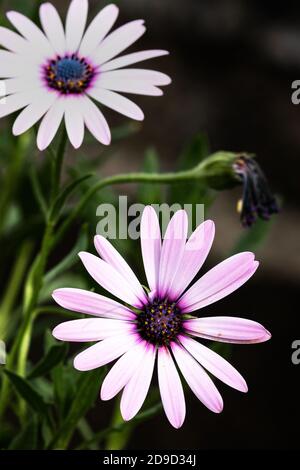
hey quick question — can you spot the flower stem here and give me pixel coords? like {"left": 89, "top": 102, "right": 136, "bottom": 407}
{"left": 50, "top": 127, "right": 68, "bottom": 204}
{"left": 53, "top": 162, "right": 208, "bottom": 248}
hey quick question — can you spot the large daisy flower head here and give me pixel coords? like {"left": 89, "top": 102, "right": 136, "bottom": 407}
{"left": 0, "top": 1, "right": 171, "bottom": 150}
{"left": 52, "top": 207, "right": 271, "bottom": 428}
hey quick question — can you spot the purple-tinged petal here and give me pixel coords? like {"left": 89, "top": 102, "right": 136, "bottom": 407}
{"left": 171, "top": 220, "right": 215, "bottom": 298}
{"left": 94, "top": 235, "right": 147, "bottom": 304}
{"left": 73, "top": 333, "right": 138, "bottom": 371}
{"left": 121, "top": 343, "right": 156, "bottom": 421}
{"left": 53, "top": 318, "right": 134, "bottom": 343}
{"left": 179, "top": 335, "right": 248, "bottom": 392}
{"left": 101, "top": 341, "right": 146, "bottom": 401}
{"left": 52, "top": 288, "right": 135, "bottom": 320}
{"left": 78, "top": 252, "right": 143, "bottom": 308}
{"left": 158, "top": 210, "right": 188, "bottom": 299}
{"left": 178, "top": 252, "right": 259, "bottom": 312}
{"left": 171, "top": 342, "right": 223, "bottom": 413}
{"left": 184, "top": 317, "right": 271, "bottom": 344}
{"left": 157, "top": 347, "right": 185, "bottom": 429}
{"left": 140, "top": 206, "right": 161, "bottom": 292}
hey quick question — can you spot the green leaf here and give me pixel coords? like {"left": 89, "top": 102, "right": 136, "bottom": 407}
{"left": 38, "top": 273, "right": 88, "bottom": 303}
{"left": 9, "top": 415, "right": 38, "bottom": 450}
{"left": 44, "top": 227, "right": 88, "bottom": 284}
{"left": 4, "top": 370, "right": 49, "bottom": 415}
{"left": 50, "top": 369, "right": 103, "bottom": 449}
{"left": 231, "top": 218, "right": 274, "bottom": 255}
{"left": 50, "top": 174, "right": 92, "bottom": 222}
{"left": 51, "top": 362, "right": 78, "bottom": 420}
{"left": 137, "top": 147, "right": 162, "bottom": 204}
{"left": 27, "top": 343, "right": 68, "bottom": 380}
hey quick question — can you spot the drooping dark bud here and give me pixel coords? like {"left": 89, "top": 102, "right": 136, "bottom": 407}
{"left": 233, "top": 154, "right": 279, "bottom": 227}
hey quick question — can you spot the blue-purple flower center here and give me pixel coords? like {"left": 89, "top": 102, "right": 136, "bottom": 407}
{"left": 44, "top": 54, "right": 95, "bottom": 95}
{"left": 138, "top": 300, "right": 183, "bottom": 346}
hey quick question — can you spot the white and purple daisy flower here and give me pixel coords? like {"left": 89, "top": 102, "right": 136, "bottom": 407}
{"left": 52, "top": 207, "right": 271, "bottom": 428}
{"left": 0, "top": 0, "right": 171, "bottom": 150}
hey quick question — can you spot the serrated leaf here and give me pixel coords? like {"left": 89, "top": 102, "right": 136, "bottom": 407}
{"left": 4, "top": 370, "right": 49, "bottom": 415}
{"left": 27, "top": 343, "right": 68, "bottom": 380}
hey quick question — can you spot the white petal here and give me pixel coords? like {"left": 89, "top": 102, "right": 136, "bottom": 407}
{"left": 171, "top": 342, "right": 223, "bottom": 413}
{"left": 95, "top": 77, "right": 163, "bottom": 96}
{"left": 65, "top": 0, "right": 88, "bottom": 52}
{"left": 64, "top": 98, "right": 85, "bottom": 148}
{"left": 121, "top": 343, "right": 156, "bottom": 421}
{"left": 12, "top": 92, "right": 57, "bottom": 135}
{"left": 0, "top": 26, "right": 30, "bottom": 54}
{"left": 39, "top": 3, "right": 66, "bottom": 55}
{"left": 91, "top": 20, "right": 146, "bottom": 66}
{"left": 140, "top": 206, "right": 161, "bottom": 292}
{"left": 94, "top": 235, "right": 147, "bottom": 304}
{"left": 101, "top": 50, "right": 169, "bottom": 72}
{"left": 0, "top": 76, "right": 40, "bottom": 95}
{"left": 79, "top": 4, "right": 119, "bottom": 56}
{"left": 73, "top": 333, "right": 138, "bottom": 371}
{"left": 158, "top": 210, "right": 188, "bottom": 299}
{"left": 81, "top": 96, "right": 111, "bottom": 145}
{"left": 37, "top": 99, "right": 65, "bottom": 150}
{"left": 0, "top": 51, "right": 30, "bottom": 78}
{"left": 157, "top": 347, "right": 185, "bottom": 429}
{"left": 88, "top": 88, "right": 144, "bottom": 121}
{"left": 0, "top": 89, "right": 44, "bottom": 119}
{"left": 179, "top": 335, "right": 248, "bottom": 393}
{"left": 100, "top": 69, "right": 171, "bottom": 86}
{"left": 101, "top": 341, "right": 146, "bottom": 400}
{"left": 6, "top": 11, "right": 54, "bottom": 58}
{"left": 78, "top": 251, "right": 143, "bottom": 308}
{"left": 52, "top": 288, "right": 135, "bottom": 320}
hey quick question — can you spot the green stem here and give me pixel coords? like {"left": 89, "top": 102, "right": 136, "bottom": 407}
{"left": 0, "top": 134, "right": 31, "bottom": 234}
{"left": 50, "top": 127, "right": 68, "bottom": 204}
{"left": 0, "top": 240, "right": 33, "bottom": 341}
{"left": 53, "top": 163, "right": 207, "bottom": 248}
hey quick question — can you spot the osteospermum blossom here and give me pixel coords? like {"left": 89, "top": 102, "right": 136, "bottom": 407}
{"left": 0, "top": 0, "right": 171, "bottom": 150}
{"left": 52, "top": 207, "right": 271, "bottom": 428}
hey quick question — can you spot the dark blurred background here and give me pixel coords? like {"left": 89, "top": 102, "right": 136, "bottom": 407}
{"left": 1, "top": 0, "right": 300, "bottom": 450}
